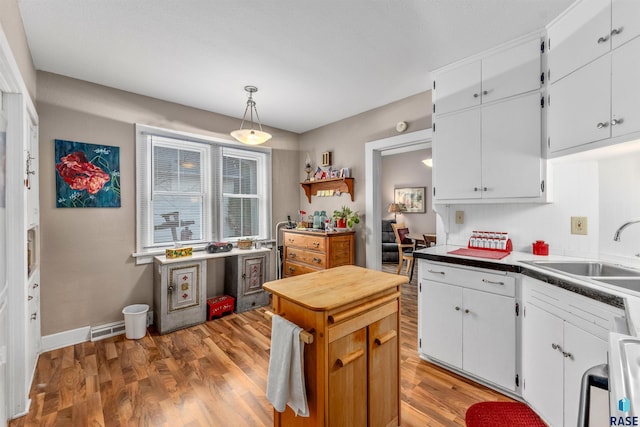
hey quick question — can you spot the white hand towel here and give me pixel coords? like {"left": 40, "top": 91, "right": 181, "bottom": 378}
{"left": 266, "top": 315, "right": 309, "bottom": 417}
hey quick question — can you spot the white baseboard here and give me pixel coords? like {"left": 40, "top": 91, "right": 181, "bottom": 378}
{"left": 41, "top": 326, "right": 91, "bottom": 352}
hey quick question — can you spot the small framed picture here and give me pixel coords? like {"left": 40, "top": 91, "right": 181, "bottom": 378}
{"left": 394, "top": 187, "right": 426, "bottom": 213}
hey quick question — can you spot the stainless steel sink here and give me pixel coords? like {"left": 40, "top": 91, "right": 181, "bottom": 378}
{"left": 524, "top": 261, "right": 640, "bottom": 277}
{"left": 595, "top": 277, "right": 640, "bottom": 291}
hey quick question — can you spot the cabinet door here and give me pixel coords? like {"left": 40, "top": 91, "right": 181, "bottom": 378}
{"left": 462, "top": 289, "right": 516, "bottom": 391}
{"left": 549, "top": 54, "right": 611, "bottom": 153}
{"left": 420, "top": 281, "right": 463, "bottom": 368}
{"left": 242, "top": 255, "right": 265, "bottom": 295}
{"left": 434, "top": 60, "right": 481, "bottom": 115}
{"left": 522, "top": 303, "right": 564, "bottom": 427}
{"left": 329, "top": 327, "right": 367, "bottom": 427}
{"left": 482, "top": 37, "right": 541, "bottom": 104}
{"left": 611, "top": 35, "right": 640, "bottom": 138}
{"left": 563, "top": 322, "right": 607, "bottom": 427}
{"left": 611, "top": 0, "right": 640, "bottom": 49}
{"left": 433, "top": 109, "right": 482, "bottom": 201}
{"left": 547, "top": 0, "right": 611, "bottom": 82}
{"left": 481, "top": 93, "right": 542, "bottom": 199}
{"left": 368, "top": 313, "right": 399, "bottom": 427}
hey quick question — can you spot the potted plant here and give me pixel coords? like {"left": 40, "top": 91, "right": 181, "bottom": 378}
{"left": 333, "top": 205, "right": 360, "bottom": 229}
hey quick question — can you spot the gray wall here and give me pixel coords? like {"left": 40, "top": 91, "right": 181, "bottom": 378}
{"left": 37, "top": 72, "right": 300, "bottom": 335}
{"left": 298, "top": 91, "right": 432, "bottom": 267}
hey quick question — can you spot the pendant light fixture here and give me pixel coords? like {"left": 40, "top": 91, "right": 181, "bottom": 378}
{"left": 230, "top": 85, "right": 272, "bottom": 145}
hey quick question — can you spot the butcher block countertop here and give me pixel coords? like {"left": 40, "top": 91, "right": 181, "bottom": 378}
{"left": 262, "top": 265, "right": 407, "bottom": 311}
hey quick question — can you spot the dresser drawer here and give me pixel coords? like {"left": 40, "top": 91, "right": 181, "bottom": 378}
{"left": 285, "top": 247, "right": 326, "bottom": 268}
{"left": 284, "top": 232, "right": 326, "bottom": 251}
{"left": 284, "top": 260, "right": 321, "bottom": 277}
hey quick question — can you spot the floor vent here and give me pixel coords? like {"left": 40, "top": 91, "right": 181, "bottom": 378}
{"left": 90, "top": 321, "right": 126, "bottom": 342}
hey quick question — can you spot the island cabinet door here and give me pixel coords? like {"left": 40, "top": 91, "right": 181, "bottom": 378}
{"left": 329, "top": 327, "right": 367, "bottom": 426}
{"left": 368, "top": 313, "right": 399, "bottom": 427}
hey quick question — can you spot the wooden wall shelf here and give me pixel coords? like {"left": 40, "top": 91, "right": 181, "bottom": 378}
{"left": 300, "top": 177, "right": 354, "bottom": 203}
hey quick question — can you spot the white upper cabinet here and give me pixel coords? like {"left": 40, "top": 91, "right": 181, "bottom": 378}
{"left": 433, "top": 37, "right": 541, "bottom": 116}
{"left": 611, "top": 0, "right": 640, "bottom": 49}
{"left": 611, "top": 35, "right": 640, "bottom": 138}
{"left": 547, "top": 0, "right": 611, "bottom": 83}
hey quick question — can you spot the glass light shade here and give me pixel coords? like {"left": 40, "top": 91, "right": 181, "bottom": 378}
{"left": 422, "top": 158, "right": 433, "bottom": 167}
{"left": 230, "top": 129, "right": 272, "bottom": 145}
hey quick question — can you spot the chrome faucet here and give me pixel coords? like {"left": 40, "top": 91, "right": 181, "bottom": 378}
{"left": 613, "top": 219, "right": 640, "bottom": 241}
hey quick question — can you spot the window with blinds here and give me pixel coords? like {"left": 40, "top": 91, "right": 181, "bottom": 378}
{"left": 135, "top": 125, "right": 271, "bottom": 262}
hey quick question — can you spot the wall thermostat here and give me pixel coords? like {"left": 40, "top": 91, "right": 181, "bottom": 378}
{"left": 396, "top": 121, "right": 408, "bottom": 133}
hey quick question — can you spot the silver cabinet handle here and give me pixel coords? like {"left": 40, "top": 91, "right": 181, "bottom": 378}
{"left": 33, "top": 283, "right": 39, "bottom": 288}
{"left": 482, "top": 90, "right": 489, "bottom": 95}
{"left": 455, "top": 306, "right": 461, "bottom": 311}
{"left": 563, "top": 351, "right": 573, "bottom": 359}
{"left": 473, "top": 93, "right": 480, "bottom": 98}
{"left": 597, "top": 121, "right": 610, "bottom": 129}
{"left": 27, "top": 296, "right": 33, "bottom": 301}
{"left": 482, "top": 278, "right": 505, "bottom": 286}
{"left": 611, "top": 118, "right": 624, "bottom": 126}
{"left": 474, "top": 187, "right": 479, "bottom": 192}
{"left": 552, "top": 343, "right": 562, "bottom": 351}
{"left": 611, "top": 27, "right": 623, "bottom": 36}
{"left": 427, "top": 269, "right": 445, "bottom": 275}
{"left": 483, "top": 187, "right": 488, "bottom": 192}
{"left": 597, "top": 35, "right": 610, "bottom": 44}
{"left": 31, "top": 312, "right": 37, "bottom": 320}
{"left": 464, "top": 309, "right": 470, "bottom": 314}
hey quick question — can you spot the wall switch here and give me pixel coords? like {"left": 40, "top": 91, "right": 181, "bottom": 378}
{"left": 455, "top": 211, "right": 464, "bottom": 224}
{"left": 571, "top": 216, "right": 588, "bottom": 235}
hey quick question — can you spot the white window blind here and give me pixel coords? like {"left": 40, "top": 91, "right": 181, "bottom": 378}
{"left": 135, "top": 125, "right": 271, "bottom": 263}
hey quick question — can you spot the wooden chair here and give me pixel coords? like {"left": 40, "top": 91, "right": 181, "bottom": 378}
{"left": 392, "top": 223, "right": 417, "bottom": 280}
{"left": 423, "top": 234, "right": 437, "bottom": 248}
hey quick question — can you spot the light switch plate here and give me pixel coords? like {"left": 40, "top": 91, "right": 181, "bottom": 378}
{"left": 571, "top": 216, "right": 588, "bottom": 235}
{"left": 455, "top": 211, "right": 464, "bottom": 224}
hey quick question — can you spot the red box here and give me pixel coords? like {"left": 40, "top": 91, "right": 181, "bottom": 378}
{"left": 207, "top": 295, "right": 235, "bottom": 320}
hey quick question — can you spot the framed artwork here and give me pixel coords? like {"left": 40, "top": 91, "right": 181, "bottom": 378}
{"left": 394, "top": 187, "right": 426, "bottom": 213}
{"left": 55, "top": 139, "right": 121, "bottom": 208}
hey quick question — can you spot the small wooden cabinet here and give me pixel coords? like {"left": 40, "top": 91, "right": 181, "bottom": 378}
{"left": 224, "top": 252, "right": 269, "bottom": 312}
{"left": 283, "top": 230, "right": 354, "bottom": 277}
{"left": 263, "top": 265, "right": 406, "bottom": 427}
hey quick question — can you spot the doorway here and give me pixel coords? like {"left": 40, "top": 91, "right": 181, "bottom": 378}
{"left": 364, "top": 129, "right": 432, "bottom": 270}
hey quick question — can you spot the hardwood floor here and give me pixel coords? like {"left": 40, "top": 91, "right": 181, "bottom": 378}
{"left": 10, "top": 265, "right": 513, "bottom": 427}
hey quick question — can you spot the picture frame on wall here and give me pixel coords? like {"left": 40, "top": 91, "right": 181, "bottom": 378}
{"left": 394, "top": 187, "right": 426, "bottom": 213}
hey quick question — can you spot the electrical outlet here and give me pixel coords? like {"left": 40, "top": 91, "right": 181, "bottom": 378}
{"left": 571, "top": 216, "right": 588, "bottom": 235}
{"left": 455, "top": 211, "right": 464, "bottom": 224}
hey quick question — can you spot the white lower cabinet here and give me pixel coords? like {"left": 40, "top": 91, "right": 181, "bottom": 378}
{"left": 522, "top": 276, "right": 622, "bottom": 426}
{"left": 418, "top": 261, "right": 517, "bottom": 391}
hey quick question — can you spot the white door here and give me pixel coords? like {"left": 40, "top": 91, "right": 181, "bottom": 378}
{"left": 482, "top": 37, "right": 541, "bottom": 104}
{"left": 547, "top": 0, "right": 611, "bottom": 82}
{"left": 433, "top": 109, "right": 481, "bottom": 201}
{"left": 462, "top": 288, "right": 516, "bottom": 391}
{"left": 433, "top": 60, "right": 481, "bottom": 115}
{"left": 611, "top": 0, "right": 640, "bottom": 49}
{"left": 0, "top": 292, "right": 6, "bottom": 427}
{"left": 482, "top": 93, "right": 542, "bottom": 199}
{"left": 522, "top": 303, "right": 564, "bottom": 427}
{"left": 420, "top": 280, "right": 463, "bottom": 368}
{"left": 611, "top": 35, "right": 640, "bottom": 139}
{"left": 562, "top": 322, "right": 608, "bottom": 427}
{"left": 549, "top": 54, "right": 611, "bottom": 153}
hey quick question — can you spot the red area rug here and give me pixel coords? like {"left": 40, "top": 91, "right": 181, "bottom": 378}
{"left": 465, "top": 402, "right": 547, "bottom": 427}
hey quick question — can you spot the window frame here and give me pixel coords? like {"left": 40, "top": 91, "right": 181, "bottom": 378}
{"left": 134, "top": 124, "right": 272, "bottom": 264}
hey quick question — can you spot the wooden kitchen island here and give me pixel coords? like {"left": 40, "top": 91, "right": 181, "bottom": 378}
{"left": 263, "top": 265, "right": 407, "bottom": 427}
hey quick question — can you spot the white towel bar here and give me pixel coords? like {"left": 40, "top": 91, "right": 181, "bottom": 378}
{"left": 264, "top": 310, "right": 314, "bottom": 344}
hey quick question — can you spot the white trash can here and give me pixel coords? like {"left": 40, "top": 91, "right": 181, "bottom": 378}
{"left": 122, "top": 304, "right": 149, "bottom": 339}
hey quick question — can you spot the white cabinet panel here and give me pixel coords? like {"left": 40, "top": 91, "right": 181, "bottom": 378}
{"left": 522, "top": 303, "right": 564, "bottom": 427}
{"left": 611, "top": 0, "right": 640, "bottom": 49}
{"left": 482, "top": 93, "right": 542, "bottom": 199}
{"left": 432, "top": 109, "right": 481, "bottom": 200}
{"left": 434, "top": 60, "right": 481, "bottom": 115}
{"left": 612, "top": 35, "right": 640, "bottom": 138}
{"left": 547, "top": 0, "right": 611, "bottom": 82}
{"left": 463, "top": 288, "right": 516, "bottom": 391}
{"left": 420, "top": 280, "right": 463, "bottom": 368}
{"left": 482, "top": 37, "right": 541, "bottom": 104}
{"left": 549, "top": 54, "right": 611, "bottom": 153}
{"left": 563, "top": 322, "right": 607, "bottom": 427}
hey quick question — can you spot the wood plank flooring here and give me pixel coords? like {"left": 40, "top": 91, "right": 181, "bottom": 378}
{"left": 10, "top": 265, "right": 513, "bottom": 427}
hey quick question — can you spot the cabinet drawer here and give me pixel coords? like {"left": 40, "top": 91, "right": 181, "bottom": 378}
{"left": 285, "top": 247, "right": 326, "bottom": 268}
{"left": 283, "top": 232, "right": 326, "bottom": 251}
{"left": 421, "top": 261, "right": 515, "bottom": 297}
{"left": 283, "top": 260, "right": 321, "bottom": 277}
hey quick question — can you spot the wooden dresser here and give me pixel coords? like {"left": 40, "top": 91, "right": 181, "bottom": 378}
{"left": 263, "top": 265, "right": 406, "bottom": 427}
{"left": 282, "top": 229, "right": 355, "bottom": 277}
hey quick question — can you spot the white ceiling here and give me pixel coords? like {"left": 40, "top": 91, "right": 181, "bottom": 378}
{"left": 17, "top": 0, "right": 574, "bottom": 134}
